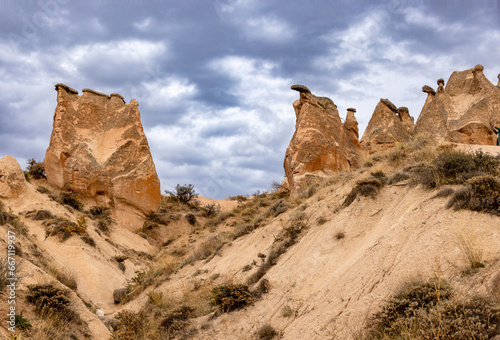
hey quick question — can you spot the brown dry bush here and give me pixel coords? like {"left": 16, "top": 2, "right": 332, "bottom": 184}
{"left": 25, "top": 283, "right": 79, "bottom": 322}
{"left": 211, "top": 283, "right": 253, "bottom": 313}
{"left": 256, "top": 324, "right": 278, "bottom": 339}
{"left": 362, "top": 278, "right": 500, "bottom": 339}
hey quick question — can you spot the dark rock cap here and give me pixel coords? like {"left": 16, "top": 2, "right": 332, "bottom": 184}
{"left": 397, "top": 107, "right": 409, "bottom": 114}
{"left": 347, "top": 108, "right": 356, "bottom": 112}
{"left": 291, "top": 85, "right": 311, "bottom": 94}
{"left": 422, "top": 85, "right": 436, "bottom": 95}
{"left": 55, "top": 83, "right": 78, "bottom": 95}
{"left": 82, "top": 88, "right": 110, "bottom": 98}
{"left": 381, "top": 98, "right": 397, "bottom": 112}
{"left": 437, "top": 78, "right": 445, "bottom": 86}
{"left": 474, "top": 64, "right": 484, "bottom": 73}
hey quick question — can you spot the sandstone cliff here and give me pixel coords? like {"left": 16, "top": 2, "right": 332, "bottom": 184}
{"left": 414, "top": 64, "right": 500, "bottom": 144}
{"left": 360, "top": 98, "right": 413, "bottom": 153}
{"left": 44, "top": 84, "right": 161, "bottom": 230}
{"left": 283, "top": 85, "right": 362, "bottom": 193}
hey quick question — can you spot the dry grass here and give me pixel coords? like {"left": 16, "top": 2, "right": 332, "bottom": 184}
{"left": 456, "top": 230, "right": 484, "bottom": 275}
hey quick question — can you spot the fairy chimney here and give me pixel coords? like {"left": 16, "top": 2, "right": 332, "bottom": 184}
{"left": 44, "top": 84, "right": 161, "bottom": 230}
{"left": 283, "top": 86, "right": 361, "bottom": 194}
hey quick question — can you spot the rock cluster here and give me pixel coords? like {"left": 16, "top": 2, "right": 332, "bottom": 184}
{"left": 283, "top": 85, "right": 362, "bottom": 193}
{"left": 414, "top": 64, "right": 500, "bottom": 144}
{"left": 44, "top": 84, "right": 161, "bottom": 230}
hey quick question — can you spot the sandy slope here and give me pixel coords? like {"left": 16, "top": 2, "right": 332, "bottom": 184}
{"left": 151, "top": 173, "right": 500, "bottom": 339}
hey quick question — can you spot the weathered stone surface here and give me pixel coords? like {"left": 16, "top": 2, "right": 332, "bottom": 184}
{"left": 284, "top": 88, "right": 361, "bottom": 193}
{"left": 0, "top": 156, "right": 27, "bottom": 199}
{"left": 397, "top": 107, "right": 414, "bottom": 133}
{"left": 360, "top": 99, "right": 412, "bottom": 153}
{"left": 414, "top": 64, "right": 500, "bottom": 145}
{"left": 44, "top": 84, "right": 161, "bottom": 230}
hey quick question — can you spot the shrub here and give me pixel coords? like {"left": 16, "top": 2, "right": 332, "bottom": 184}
{"left": 369, "top": 278, "right": 453, "bottom": 338}
{"left": 48, "top": 217, "right": 87, "bottom": 241}
{"left": 114, "top": 310, "right": 142, "bottom": 337}
{"left": 447, "top": 176, "right": 500, "bottom": 216}
{"left": 431, "top": 295, "right": 500, "bottom": 339}
{"left": 166, "top": 184, "right": 198, "bottom": 204}
{"left": 202, "top": 203, "right": 221, "bottom": 218}
{"left": 185, "top": 213, "right": 197, "bottom": 225}
{"left": 343, "top": 178, "right": 384, "bottom": 207}
{"left": 25, "top": 283, "right": 78, "bottom": 321}
{"left": 410, "top": 151, "right": 500, "bottom": 189}
{"left": 81, "top": 233, "right": 96, "bottom": 247}
{"left": 211, "top": 283, "right": 253, "bottom": 312}
{"left": 15, "top": 310, "right": 32, "bottom": 330}
{"left": 59, "top": 191, "right": 83, "bottom": 211}
{"left": 160, "top": 305, "right": 195, "bottom": 335}
{"left": 316, "top": 216, "right": 327, "bottom": 225}
{"left": 389, "top": 172, "right": 410, "bottom": 185}
{"left": 282, "top": 305, "right": 293, "bottom": 317}
{"left": 26, "top": 158, "right": 46, "bottom": 179}
{"left": 435, "top": 186, "right": 454, "bottom": 198}
{"left": 88, "top": 206, "right": 110, "bottom": 218}
{"left": 256, "top": 324, "right": 278, "bottom": 340}
{"left": 266, "top": 199, "right": 288, "bottom": 217}
{"left": 335, "top": 231, "right": 345, "bottom": 240}
{"left": 31, "top": 209, "right": 54, "bottom": 220}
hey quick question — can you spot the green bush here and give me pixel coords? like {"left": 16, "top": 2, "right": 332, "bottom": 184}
{"left": 343, "top": 178, "right": 384, "bottom": 207}
{"left": 447, "top": 176, "right": 500, "bottom": 216}
{"left": 211, "top": 283, "right": 253, "bottom": 312}
{"left": 15, "top": 310, "right": 32, "bottom": 330}
{"left": 185, "top": 213, "right": 197, "bottom": 225}
{"left": 59, "top": 191, "right": 83, "bottom": 211}
{"left": 410, "top": 151, "right": 500, "bottom": 189}
{"left": 26, "top": 158, "right": 46, "bottom": 180}
{"left": 165, "top": 184, "right": 198, "bottom": 204}
{"left": 389, "top": 172, "right": 410, "bottom": 184}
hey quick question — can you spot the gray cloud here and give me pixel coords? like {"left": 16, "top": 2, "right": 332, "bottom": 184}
{"left": 1, "top": 0, "right": 499, "bottom": 198}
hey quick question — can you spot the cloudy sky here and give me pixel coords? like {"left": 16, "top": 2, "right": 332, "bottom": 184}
{"left": 1, "top": 0, "right": 499, "bottom": 199}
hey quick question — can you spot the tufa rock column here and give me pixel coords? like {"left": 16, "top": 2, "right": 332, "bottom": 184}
{"left": 283, "top": 85, "right": 361, "bottom": 194}
{"left": 45, "top": 84, "right": 161, "bottom": 231}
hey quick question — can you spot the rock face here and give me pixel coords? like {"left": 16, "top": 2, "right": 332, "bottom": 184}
{"left": 360, "top": 99, "right": 413, "bottom": 153}
{"left": 283, "top": 86, "right": 362, "bottom": 193}
{"left": 0, "top": 155, "right": 27, "bottom": 199}
{"left": 414, "top": 64, "right": 500, "bottom": 144}
{"left": 44, "top": 84, "right": 161, "bottom": 230}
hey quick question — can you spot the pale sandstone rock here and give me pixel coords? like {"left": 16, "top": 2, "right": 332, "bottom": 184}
{"left": 415, "top": 64, "right": 500, "bottom": 145}
{"left": 284, "top": 86, "right": 361, "bottom": 193}
{"left": 0, "top": 155, "right": 27, "bottom": 199}
{"left": 44, "top": 84, "right": 161, "bottom": 230}
{"left": 360, "top": 99, "right": 412, "bottom": 153}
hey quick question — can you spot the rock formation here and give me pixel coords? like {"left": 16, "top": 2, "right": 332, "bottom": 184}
{"left": 360, "top": 99, "right": 413, "bottom": 153}
{"left": 283, "top": 85, "right": 362, "bottom": 193}
{"left": 0, "top": 155, "right": 27, "bottom": 199}
{"left": 44, "top": 84, "right": 161, "bottom": 230}
{"left": 414, "top": 64, "right": 500, "bottom": 144}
